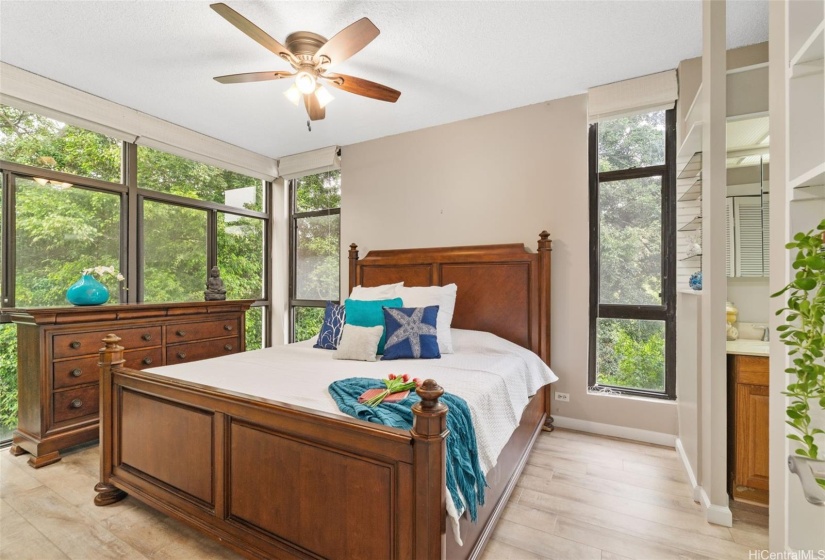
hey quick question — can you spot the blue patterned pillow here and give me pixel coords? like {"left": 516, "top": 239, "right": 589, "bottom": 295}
{"left": 381, "top": 306, "right": 441, "bottom": 360}
{"left": 314, "top": 302, "right": 346, "bottom": 350}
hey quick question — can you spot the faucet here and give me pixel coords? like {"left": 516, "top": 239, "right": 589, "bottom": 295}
{"left": 761, "top": 326, "right": 770, "bottom": 342}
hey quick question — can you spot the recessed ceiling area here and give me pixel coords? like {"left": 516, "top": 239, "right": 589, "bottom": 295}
{"left": 0, "top": 1, "right": 768, "bottom": 160}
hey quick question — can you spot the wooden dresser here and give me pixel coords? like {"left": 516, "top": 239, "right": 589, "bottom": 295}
{"left": 8, "top": 300, "right": 254, "bottom": 468}
{"left": 728, "top": 354, "right": 770, "bottom": 505}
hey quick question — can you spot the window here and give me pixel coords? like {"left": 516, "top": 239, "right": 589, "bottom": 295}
{"left": 0, "top": 105, "right": 274, "bottom": 444}
{"left": 589, "top": 110, "right": 676, "bottom": 398}
{"left": 290, "top": 170, "right": 341, "bottom": 342}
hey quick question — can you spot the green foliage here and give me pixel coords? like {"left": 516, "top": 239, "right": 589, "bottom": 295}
{"left": 295, "top": 307, "right": 325, "bottom": 343}
{"left": 772, "top": 219, "right": 825, "bottom": 488}
{"left": 0, "top": 105, "right": 121, "bottom": 182}
{"left": 596, "top": 320, "right": 665, "bottom": 391}
{"left": 293, "top": 171, "right": 341, "bottom": 340}
{"left": 594, "top": 111, "right": 667, "bottom": 392}
{"left": 598, "top": 112, "right": 665, "bottom": 173}
{"left": 0, "top": 324, "right": 17, "bottom": 432}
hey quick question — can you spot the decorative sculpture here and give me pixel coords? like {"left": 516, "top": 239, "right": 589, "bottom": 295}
{"left": 204, "top": 266, "right": 227, "bottom": 301}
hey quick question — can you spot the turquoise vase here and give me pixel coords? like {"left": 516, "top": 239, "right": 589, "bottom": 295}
{"left": 66, "top": 274, "right": 109, "bottom": 306}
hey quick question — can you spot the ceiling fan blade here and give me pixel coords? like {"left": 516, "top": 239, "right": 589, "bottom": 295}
{"left": 304, "top": 93, "right": 326, "bottom": 121}
{"left": 321, "top": 73, "right": 401, "bottom": 103}
{"left": 210, "top": 3, "right": 296, "bottom": 65}
{"left": 315, "top": 18, "right": 379, "bottom": 67}
{"left": 214, "top": 71, "right": 294, "bottom": 84}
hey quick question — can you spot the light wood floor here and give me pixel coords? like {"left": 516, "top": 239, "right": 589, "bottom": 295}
{"left": 0, "top": 429, "right": 767, "bottom": 559}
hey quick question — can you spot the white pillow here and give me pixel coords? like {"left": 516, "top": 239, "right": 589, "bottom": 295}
{"left": 333, "top": 324, "right": 383, "bottom": 362}
{"left": 349, "top": 282, "right": 404, "bottom": 300}
{"left": 396, "top": 284, "right": 457, "bottom": 354}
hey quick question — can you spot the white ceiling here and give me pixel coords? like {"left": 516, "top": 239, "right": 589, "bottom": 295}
{"left": 0, "top": 1, "right": 768, "bottom": 160}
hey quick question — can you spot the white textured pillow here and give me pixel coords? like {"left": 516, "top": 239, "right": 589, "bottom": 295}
{"left": 333, "top": 324, "right": 383, "bottom": 362}
{"left": 396, "top": 284, "right": 458, "bottom": 353}
{"left": 349, "top": 282, "right": 404, "bottom": 300}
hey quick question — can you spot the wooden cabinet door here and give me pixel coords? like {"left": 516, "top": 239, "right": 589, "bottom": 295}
{"left": 735, "top": 382, "right": 769, "bottom": 503}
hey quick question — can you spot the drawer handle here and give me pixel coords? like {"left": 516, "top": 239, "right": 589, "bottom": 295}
{"left": 142, "top": 333, "right": 152, "bottom": 341}
{"left": 70, "top": 368, "right": 82, "bottom": 378}
{"left": 177, "top": 352, "right": 186, "bottom": 360}
{"left": 224, "top": 344, "right": 233, "bottom": 351}
{"left": 142, "top": 357, "right": 153, "bottom": 365}
{"left": 70, "top": 341, "right": 81, "bottom": 349}
{"left": 70, "top": 399, "right": 83, "bottom": 409}
{"left": 176, "top": 330, "right": 187, "bottom": 337}
{"left": 224, "top": 325, "right": 233, "bottom": 332}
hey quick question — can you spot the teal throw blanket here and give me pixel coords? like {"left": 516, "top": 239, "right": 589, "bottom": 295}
{"left": 328, "top": 377, "right": 486, "bottom": 521}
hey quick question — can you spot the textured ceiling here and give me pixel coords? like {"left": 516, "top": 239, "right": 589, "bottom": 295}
{"left": 0, "top": 1, "right": 768, "bottom": 160}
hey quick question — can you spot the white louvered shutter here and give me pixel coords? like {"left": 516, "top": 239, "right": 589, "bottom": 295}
{"left": 734, "top": 197, "right": 765, "bottom": 277}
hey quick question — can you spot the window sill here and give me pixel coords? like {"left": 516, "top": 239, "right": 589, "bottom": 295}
{"left": 587, "top": 387, "right": 677, "bottom": 404}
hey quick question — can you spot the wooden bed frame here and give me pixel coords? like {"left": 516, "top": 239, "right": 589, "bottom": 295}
{"left": 94, "top": 233, "right": 553, "bottom": 560}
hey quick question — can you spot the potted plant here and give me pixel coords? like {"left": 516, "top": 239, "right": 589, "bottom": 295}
{"left": 773, "top": 219, "right": 825, "bottom": 492}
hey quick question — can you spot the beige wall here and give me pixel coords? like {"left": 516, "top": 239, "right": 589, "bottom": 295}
{"left": 341, "top": 94, "right": 678, "bottom": 437}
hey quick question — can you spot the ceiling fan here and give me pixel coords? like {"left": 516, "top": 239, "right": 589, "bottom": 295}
{"left": 210, "top": 3, "right": 401, "bottom": 121}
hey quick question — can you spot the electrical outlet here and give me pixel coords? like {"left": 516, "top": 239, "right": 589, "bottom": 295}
{"left": 555, "top": 392, "right": 570, "bottom": 402}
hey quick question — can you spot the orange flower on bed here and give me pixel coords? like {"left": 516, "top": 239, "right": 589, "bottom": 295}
{"left": 363, "top": 374, "right": 422, "bottom": 407}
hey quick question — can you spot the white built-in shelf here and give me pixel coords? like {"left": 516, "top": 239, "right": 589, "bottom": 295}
{"left": 680, "top": 254, "right": 702, "bottom": 262}
{"left": 791, "top": 162, "right": 825, "bottom": 190}
{"left": 678, "top": 152, "right": 702, "bottom": 180}
{"left": 678, "top": 122, "right": 703, "bottom": 162}
{"left": 678, "top": 288, "right": 703, "bottom": 295}
{"left": 790, "top": 21, "right": 825, "bottom": 78}
{"left": 678, "top": 178, "right": 702, "bottom": 202}
{"left": 679, "top": 216, "right": 703, "bottom": 232}
{"left": 793, "top": 184, "right": 825, "bottom": 202}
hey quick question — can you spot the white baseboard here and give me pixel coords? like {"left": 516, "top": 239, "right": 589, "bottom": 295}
{"left": 706, "top": 504, "right": 733, "bottom": 527}
{"left": 675, "top": 438, "right": 700, "bottom": 500}
{"left": 693, "top": 484, "right": 733, "bottom": 527}
{"left": 551, "top": 416, "right": 676, "bottom": 447}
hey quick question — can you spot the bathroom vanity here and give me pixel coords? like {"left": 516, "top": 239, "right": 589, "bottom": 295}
{"left": 727, "top": 340, "right": 769, "bottom": 505}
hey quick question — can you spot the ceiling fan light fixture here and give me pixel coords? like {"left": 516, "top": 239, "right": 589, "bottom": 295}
{"left": 295, "top": 71, "right": 316, "bottom": 94}
{"left": 315, "top": 86, "right": 334, "bottom": 109}
{"left": 284, "top": 84, "right": 302, "bottom": 106}
{"left": 33, "top": 177, "right": 49, "bottom": 186}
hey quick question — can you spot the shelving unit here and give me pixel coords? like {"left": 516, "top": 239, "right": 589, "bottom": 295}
{"left": 678, "top": 178, "right": 702, "bottom": 202}
{"left": 679, "top": 216, "right": 703, "bottom": 232}
{"left": 781, "top": 0, "right": 825, "bottom": 549}
{"left": 787, "top": 4, "right": 824, "bottom": 202}
{"left": 680, "top": 254, "right": 702, "bottom": 262}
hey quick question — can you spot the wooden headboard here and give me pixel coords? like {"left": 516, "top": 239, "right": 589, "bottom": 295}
{"left": 348, "top": 232, "right": 552, "bottom": 366}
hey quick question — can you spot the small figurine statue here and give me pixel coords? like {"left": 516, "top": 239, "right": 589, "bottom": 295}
{"left": 204, "top": 266, "right": 227, "bottom": 301}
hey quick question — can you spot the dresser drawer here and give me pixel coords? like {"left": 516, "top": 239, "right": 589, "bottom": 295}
{"left": 53, "top": 326, "right": 162, "bottom": 359}
{"left": 53, "top": 385, "right": 99, "bottom": 424}
{"left": 124, "top": 347, "right": 164, "bottom": 370}
{"left": 166, "top": 337, "right": 240, "bottom": 365}
{"left": 166, "top": 319, "right": 240, "bottom": 343}
{"left": 53, "top": 356, "right": 99, "bottom": 389}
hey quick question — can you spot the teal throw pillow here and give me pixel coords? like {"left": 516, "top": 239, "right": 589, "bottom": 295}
{"left": 344, "top": 297, "right": 403, "bottom": 354}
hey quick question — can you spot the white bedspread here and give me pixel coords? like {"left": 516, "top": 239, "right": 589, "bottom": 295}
{"left": 144, "top": 328, "right": 557, "bottom": 542}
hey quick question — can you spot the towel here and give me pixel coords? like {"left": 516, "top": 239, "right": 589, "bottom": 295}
{"left": 328, "top": 377, "right": 487, "bottom": 521}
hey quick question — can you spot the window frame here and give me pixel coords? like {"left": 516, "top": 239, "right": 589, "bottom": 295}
{"left": 1, "top": 139, "right": 272, "bottom": 349}
{"left": 588, "top": 109, "right": 677, "bottom": 400}
{"left": 288, "top": 177, "right": 341, "bottom": 343}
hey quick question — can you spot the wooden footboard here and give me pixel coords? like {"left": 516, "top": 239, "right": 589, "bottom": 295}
{"left": 96, "top": 334, "right": 452, "bottom": 559}
{"left": 95, "top": 335, "right": 548, "bottom": 560}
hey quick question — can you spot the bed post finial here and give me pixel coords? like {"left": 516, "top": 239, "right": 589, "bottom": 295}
{"left": 538, "top": 230, "right": 552, "bottom": 251}
{"left": 348, "top": 243, "right": 359, "bottom": 295}
{"left": 95, "top": 334, "right": 126, "bottom": 506}
{"left": 411, "top": 379, "right": 448, "bottom": 558}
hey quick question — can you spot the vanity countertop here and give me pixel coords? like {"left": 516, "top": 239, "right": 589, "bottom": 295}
{"left": 726, "top": 339, "right": 769, "bottom": 357}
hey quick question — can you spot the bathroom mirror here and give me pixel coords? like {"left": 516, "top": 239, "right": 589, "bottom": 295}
{"left": 725, "top": 116, "right": 769, "bottom": 278}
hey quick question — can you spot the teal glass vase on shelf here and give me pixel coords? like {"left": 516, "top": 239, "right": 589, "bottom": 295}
{"left": 66, "top": 274, "right": 109, "bottom": 306}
